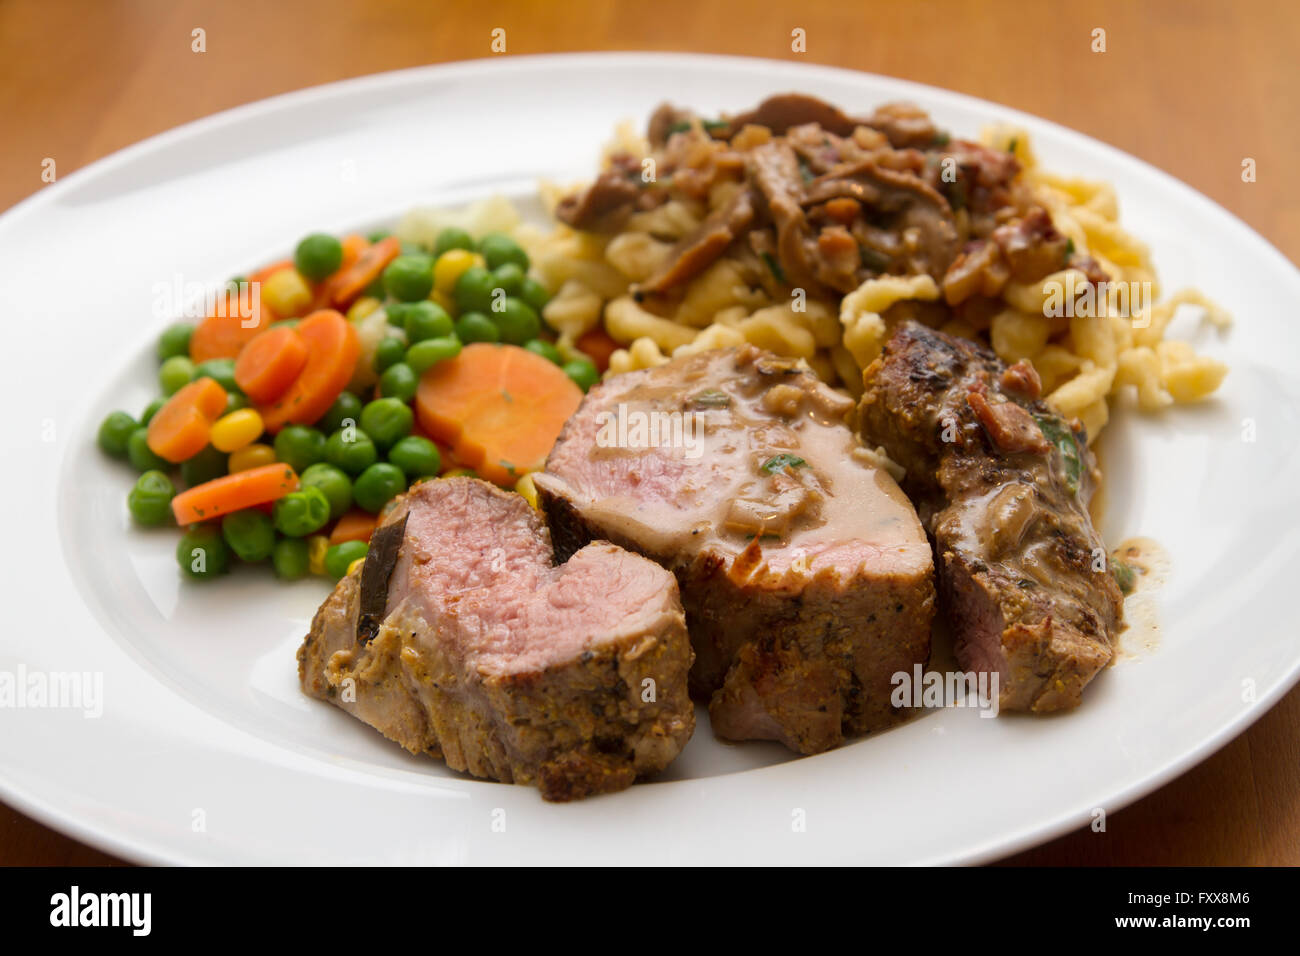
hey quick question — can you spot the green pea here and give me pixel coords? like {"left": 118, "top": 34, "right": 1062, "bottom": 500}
{"left": 523, "top": 339, "right": 562, "bottom": 365}
{"left": 273, "top": 425, "right": 326, "bottom": 474}
{"left": 453, "top": 265, "right": 495, "bottom": 314}
{"left": 325, "top": 540, "right": 369, "bottom": 580}
{"left": 272, "top": 486, "right": 331, "bottom": 537}
{"left": 98, "top": 411, "right": 139, "bottom": 458}
{"left": 128, "top": 470, "right": 175, "bottom": 526}
{"left": 268, "top": 318, "right": 300, "bottom": 331}
{"left": 176, "top": 525, "right": 230, "bottom": 579}
{"left": 366, "top": 229, "right": 391, "bottom": 244}
{"left": 156, "top": 323, "right": 194, "bottom": 362}
{"left": 492, "top": 298, "right": 540, "bottom": 346}
{"left": 299, "top": 462, "right": 353, "bottom": 520}
{"left": 294, "top": 233, "right": 344, "bottom": 282}
{"left": 405, "top": 336, "right": 461, "bottom": 374}
{"left": 127, "top": 428, "right": 168, "bottom": 473}
{"left": 378, "top": 363, "right": 418, "bottom": 403}
{"left": 325, "top": 427, "right": 378, "bottom": 476}
{"left": 491, "top": 262, "right": 525, "bottom": 298}
{"left": 194, "top": 358, "right": 238, "bottom": 393}
{"left": 140, "top": 398, "right": 166, "bottom": 426}
{"left": 383, "top": 254, "right": 435, "bottom": 302}
{"left": 434, "top": 227, "right": 475, "bottom": 257}
{"left": 403, "top": 300, "right": 454, "bottom": 343}
{"left": 315, "top": 391, "right": 363, "bottom": 435}
{"left": 520, "top": 277, "right": 551, "bottom": 314}
{"left": 478, "top": 232, "right": 529, "bottom": 271}
{"left": 359, "top": 398, "right": 413, "bottom": 451}
{"left": 221, "top": 508, "right": 276, "bottom": 562}
{"left": 362, "top": 277, "right": 386, "bottom": 299}
{"left": 455, "top": 311, "right": 500, "bottom": 344}
{"left": 271, "top": 536, "right": 311, "bottom": 580}
{"left": 159, "top": 356, "right": 195, "bottom": 396}
{"left": 564, "top": 358, "right": 600, "bottom": 392}
{"left": 225, "top": 391, "right": 249, "bottom": 414}
{"left": 353, "top": 462, "right": 406, "bottom": 513}
{"left": 401, "top": 240, "right": 428, "bottom": 257}
{"left": 374, "top": 336, "right": 407, "bottom": 374}
{"left": 180, "top": 444, "right": 228, "bottom": 488}
{"left": 387, "top": 436, "right": 441, "bottom": 479}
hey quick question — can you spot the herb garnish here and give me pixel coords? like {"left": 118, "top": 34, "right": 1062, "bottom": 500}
{"left": 761, "top": 454, "right": 806, "bottom": 474}
{"left": 1034, "top": 414, "right": 1082, "bottom": 495}
{"left": 1111, "top": 559, "right": 1137, "bottom": 595}
{"left": 761, "top": 252, "right": 788, "bottom": 284}
{"left": 859, "top": 245, "right": 891, "bottom": 272}
{"left": 690, "top": 389, "right": 731, "bottom": 409}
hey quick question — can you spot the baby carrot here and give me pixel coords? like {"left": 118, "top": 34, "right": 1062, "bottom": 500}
{"left": 171, "top": 463, "right": 300, "bottom": 525}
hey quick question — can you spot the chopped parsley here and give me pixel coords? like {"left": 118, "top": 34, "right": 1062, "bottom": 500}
{"left": 1111, "top": 559, "right": 1137, "bottom": 595}
{"left": 761, "top": 252, "right": 788, "bottom": 284}
{"left": 1007, "top": 136, "right": 1019, "bottom": 154}
{"left": 1034, "top": 414, "right": 1082, "bottom": 495}
{"left": 690, "top": 389, "right": 731, "bottom": 409}
{"left": 761, "top": 454, "right": 806, "bottom": 474}
{"left": 859, "top": 245, "right": 891, "bottom": 272}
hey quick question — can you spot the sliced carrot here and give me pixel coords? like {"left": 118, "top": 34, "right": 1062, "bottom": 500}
{"left": 309, "top": 235, "right": 371, "bottom": 311}
{"left": 258, "top": 309, "right": 360, "bottom": 432}
{"left": 338, "top": 234, "right": 368, "bottom": 272}
{"left": 416, "top": 343, "right": 583, "bottom": 486}
{"left": 189, "top": 286, "right": 271, "bottom": 363}
{"left": 146, "top": 377, "right": 228, "bottom": 463}
{"left": 327, "top": 236, "right": 400, "bottom": 309}
{"left": 576, "top": 326, "right": 621, "bottom": 374}
{"left": 328, "top": 509, "right": 379, "bottom": 545}
{"left": 234, "top": 325, "right": 309, "bottom": 404}
{"left": 171, "top": 463, "right": 299, "bottom": 525}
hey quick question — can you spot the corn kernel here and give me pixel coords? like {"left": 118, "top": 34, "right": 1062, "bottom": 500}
{"left": 210, "top": 408, "right": 265, "bottom": 453}
{"left": 433, "top": 249, "right": 484, "bottom": 295}
{"left": 260, "top": 268, "right": 313, "bottom": 318}
{"left": 431, "top": 289, "right": 457, "bottom": 316}
{"left": 228, "top": 442, "right": 276, "bottom": 473}
{"left": 307, "top": 535, "right": 330, "bottom": 576}
{"left": 514, "top": 472, "right": 539, "bottom": 510}
{"left": 347, "top": 296, "right": 381, "bottom": 322}
{"left": 347, "top": 557, "right": 366, "bottom": 576}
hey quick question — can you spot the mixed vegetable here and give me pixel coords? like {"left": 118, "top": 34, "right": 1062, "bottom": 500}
{"left": 98, "top": 226, "right": 608, "bottom": 582}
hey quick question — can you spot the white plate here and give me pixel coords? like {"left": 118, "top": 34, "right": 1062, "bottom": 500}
{"left": 2, "top": 53, "right": 1298, "bottom": 866}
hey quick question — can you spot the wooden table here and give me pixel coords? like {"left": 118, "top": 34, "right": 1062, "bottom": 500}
{"left": 3, "top": 0, "right": 1296, "bottom": 866}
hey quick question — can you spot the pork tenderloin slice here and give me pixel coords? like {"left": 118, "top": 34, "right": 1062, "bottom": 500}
{"left": 535, "top": 345, "right": 935, "bottom": 754}
{"left": 858, "top": 322, "right": 1123, "bottom": 711}
{"left": 298, "top": 477, "right": 695, "bottom": 801}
